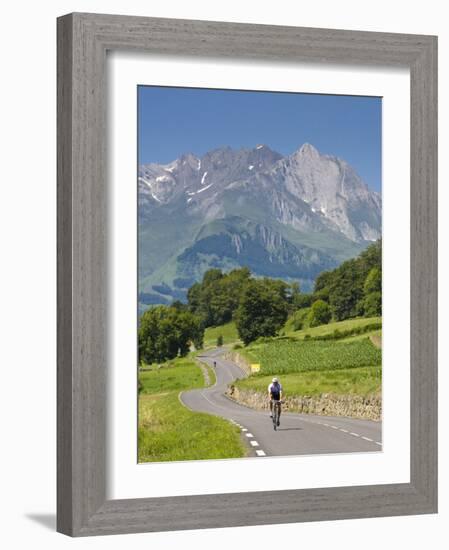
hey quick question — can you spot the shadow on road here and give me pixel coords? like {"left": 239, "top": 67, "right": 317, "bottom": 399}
{"left": 276, "top": 427, "right": 303, "bottom": 432}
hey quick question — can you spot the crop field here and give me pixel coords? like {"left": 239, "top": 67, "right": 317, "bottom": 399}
{"left": 241, "top": 337, "right": 381, "bottom": 375}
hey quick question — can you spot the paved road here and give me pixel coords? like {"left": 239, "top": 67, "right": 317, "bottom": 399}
{"left": 181, "top": 348, "right": 382, "bottom": 457}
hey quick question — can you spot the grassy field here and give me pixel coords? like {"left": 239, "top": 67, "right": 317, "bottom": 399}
{"left": 235, "top": 367, "right": 381, "bottom": 397}
{"left": 139, "top": 358, "right": 204, "bottom": 394}
{"left": 234, "top": 317, "right": 382, "bottom": 399}
{"left": 138, "top": 356, "right": 245, "bottom": 462}
{"left": 204, "top": 321, "right": 240, "bottom": 347}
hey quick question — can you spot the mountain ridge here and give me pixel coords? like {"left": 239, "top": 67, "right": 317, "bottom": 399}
{"left": 138, "top": 142, "right": 381, "bottom": 310}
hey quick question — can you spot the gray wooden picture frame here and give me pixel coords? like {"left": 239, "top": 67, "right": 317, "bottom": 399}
{"left": 57, "top": 12, "right": 438, "bottom": 537}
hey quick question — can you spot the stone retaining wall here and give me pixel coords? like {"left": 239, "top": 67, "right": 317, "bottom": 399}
{"left": 226, "top": 386, "right": 381, "bottom": 421}
{"left": 223, "top": 350, "right": 252, "bottom": 375}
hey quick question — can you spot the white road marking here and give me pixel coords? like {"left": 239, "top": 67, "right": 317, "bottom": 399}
{"left": 340, "top": 429, "right": 349, "bottom": 433}
{"left": 375, "top": 442, "right": 382, "bottom": 446}
{"left": 361, "top": 436, "right": 373, "bottom": 442}
{"left": 241, "top": 428, "right": 248, "bottom": 432}
{"left": 250, "top": 441, "right": 259, "bottom": 447}
{"left": 330, "top": 425, "right": 339, "bottom": 430}
{"left": 350, "top": 432, "right": 360, "bottom": 437}
{"left": 245, "top": 433, "right": 254, "bottom": 438}
{"left": 256, "top": 450, "right": 266, "bottom": 456}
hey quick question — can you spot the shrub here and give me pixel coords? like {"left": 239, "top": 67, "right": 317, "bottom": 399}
{"left": 291, "top": 307, "right": 311, "bottom": 331}
{"left": 216, "top": 334, "right": 224, "bottom": 347}
{"left": 308, "top": 300, "right": 332, "bottom": 327}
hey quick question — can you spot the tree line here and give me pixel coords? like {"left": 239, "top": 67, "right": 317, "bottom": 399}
{"left": 138, "top": 240, "right": 382, "bottom": 363}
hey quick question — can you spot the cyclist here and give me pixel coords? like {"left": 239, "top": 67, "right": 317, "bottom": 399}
{"left": 268, "top": 377, "right": 283, "bottom": 425}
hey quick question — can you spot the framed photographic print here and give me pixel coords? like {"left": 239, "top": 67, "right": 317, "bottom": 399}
{"left": 57, "top": 13, "right": 437, "bottom": 536}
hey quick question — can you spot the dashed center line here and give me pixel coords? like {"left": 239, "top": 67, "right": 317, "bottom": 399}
{"left": 316, "top": 421, "right": 379, "bottom": 447}
{"left": 238, "top": 424, "right": 266, "bottom": 456}
{"left": 234, "top": 415, "right": 379, "bottom": 460}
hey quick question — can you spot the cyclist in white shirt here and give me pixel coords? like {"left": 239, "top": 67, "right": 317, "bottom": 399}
{"left": 268, "top": 377, "right": 283, "bottom": 422}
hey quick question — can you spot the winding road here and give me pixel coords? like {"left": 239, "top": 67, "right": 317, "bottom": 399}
{"left": 181, "top": 348, "right": 382, "bottom": 457}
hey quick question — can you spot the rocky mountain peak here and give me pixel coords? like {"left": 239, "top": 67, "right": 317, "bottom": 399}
{"left": 138, "top": 141, "right": 381, "bottom": 306}
{"left": 297, "top": 142, "right": 320, "bottom": 157}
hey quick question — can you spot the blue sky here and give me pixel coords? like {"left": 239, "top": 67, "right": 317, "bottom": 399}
{"left": 138, "top": 86, "right": 382, "bottom": 192}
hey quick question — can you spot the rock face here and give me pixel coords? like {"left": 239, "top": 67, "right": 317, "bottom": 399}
{"left": 138, "top": 143, "right": 381, "bottom": 306}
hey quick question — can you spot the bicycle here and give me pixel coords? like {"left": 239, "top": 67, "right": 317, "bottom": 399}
{"left": 271, "top": 399, "right": 282, "bottom": 431}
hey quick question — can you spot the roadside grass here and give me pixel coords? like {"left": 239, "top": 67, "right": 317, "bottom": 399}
{"left": 285, "top": 316, "right": 381, "bottom": 340}
{"left": 139, "top": 393, "right": 246, "bottom": 462}
{"left": 203, "top": 362, "right": 217, "bottom": 386}
{"left": 138, "top": 355, "right": 245, "bottom": 462}
{"left": 204, "top": 321, "right": 240, "bottom": 347}
{"left": 234, "top": 366, "right": 381, "bottom": 398}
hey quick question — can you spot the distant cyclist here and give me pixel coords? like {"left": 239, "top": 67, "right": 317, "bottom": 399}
{"left": 268, "top": 377, "right": 283, "bottom": 424}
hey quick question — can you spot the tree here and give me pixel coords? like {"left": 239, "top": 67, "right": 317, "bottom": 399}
{"left": 216, "top": 334, "right": 224, "bottom": 347}
{"left": 171, "top": 300, "right": 188, "bottom": 311}
{"left": 364, "top": 266, "right": 382, "bottom": 294}
{"left": 307, "top": 240, "right": 382, "bottom": 322}
{"left": 235, "top": 279, "right": 289, "bottom": 345}
{"left": 138, "top": 306, "right": 204, "bottom": 364}
{"left": 308, "top": 299, "right": 332, "bottom": 327}
{"left": 328, "top": 259, "right": 365, "bottom": 320}
{"left": 187, "top": 267, "right": 252, "bottom": 327}
{"left": 287, "top": 281, "right": 301, "bottom": 306}
{"left": 362, "top": 266, "right": 382, "bottom": 317}
{"left": 292, "top": 292, "right": 313, "bottom": 309}
{"left": 364, "top": 291, "right": 382, "bottom": 317}
{"left": 314, "top": 270, "right": 333, "bottom": 292}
